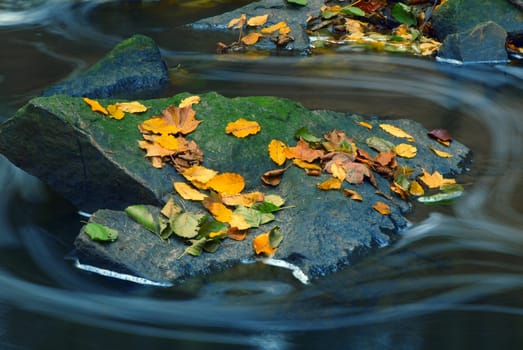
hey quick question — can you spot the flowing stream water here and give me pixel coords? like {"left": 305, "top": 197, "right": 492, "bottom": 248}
{"left": 1, "top": 1, "right": 523, "bottom": 349}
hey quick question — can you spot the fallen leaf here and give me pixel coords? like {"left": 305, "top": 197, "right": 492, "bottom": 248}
{"left": 353, "top": 0, "right": 387, "bottom": 13}
{"left": 179, "top": 95, "right": 201, "bottom": 108}
{"left": 171, "top": 212, "right": 206, "bottom": 239}
{"left": 140, "top": 116, "right": 179, "bottom": 135}
{"left": 430, "top": 146, "right": 453, "bottom": 158}
{"left": 156, "top": 134, "right": 182, "bottom": 151}
{"left": 228, "top": 212, "right": 251, "bottom": 230}
{"left": 252, "top": 232, "right": 276, "bottom": 255}
{"left": 83, "top": 97, "right": 108, "bottom": 115}
{"left": 84, "top": 222, "right": 118, "bottom": 242}
{"left": 241, "top": 32, "right": 263, "bottom": 45}
{"left": 285, "top": 139, "right": 324, "bottom": 162}
{"left": 330, "top": 162, "right": 347, "bottom": 181}
{"left": 228, "top": 13, "right": 246, "bottom": 29}
{"left": 295, "top": 127, "right": 322, "bottom": 143}
{"left": 261, "top": 168, "right": 286, "bottom": 186}
{"left": 372, "top": 201, "right": 391, "bottom": 215}
{"left": 317, "top": 177, "right": 342, "bottom": 190}
{"left": 221, "top": 192, "right": 264, "bottom": 207}
{"left": 261, "top": 21, "right": 289, "bottom": 34}
{"left": 162, "top": 105, "right": 201, "bottom": 135}
{"left": 395, "top": 143, "right": 417, "bottom": 158}
{"left": 138, "top": 140, "right": 176, "bottom": 158}
{"left": 227, "top": 227, "right": 247, "bottom": 241}
{"left": 293, "top": 159, "right": 322, "bottom": 171}
{"left": 107, "top": 104, "right": 125, "bottom": 120}
{"left": 207, "top": 172, "right": 245, "bottom": 194}
{"left": 247, "top": 14, "right": 269, "bottom": 27}
{"left": 345, "top": 162, "right": 372, "bottom": 184}
{"left": 161, "top": 197, "right": 182, "bottom": 218}
{"left": 203, "top": 198, "right": 233, "bottom": 222}
{"left": 268, "top": 139, "right": 287, "bottom": 166}
{"left": 182, "top": 165, "right": 218, "bottom": 185}
{"left": 125, "top": 205, "right": 158, "bottom": 234}
{"left": 379, "top": 123, "right": 415, "bottom": 142}
{"left": 366, "top": 136, "right": 395, "bottom": 152}
{"left": 358, "top": 121, "right": 373, "bottom": 129}
{"left": 419, "top": 168, "right": 456, "bottom": 189}
{"left": 115, "top": 101, "right": 147, "bottom": 113}
{"left": 174, "top": 182, "right": 208, "bottom": 201}
{"left": 264, "top": 194, "right": 285, "bottom": 207}
{"left": 323, "top": 130, "right": 356, "bottom": 153}
{"left": 409, "top": 179, "right": 425, "bottom": 196}
{"left": 225, "top": 118, "right": 261, "bottom": 138}
{"left": 375, "top": 151, "right": 396, "bottom": 166}
{"left": 343, "top": 189, "right": 363, "bottom": 201}
{"left": 428, "top": 128, "right": 452, "bottom": 142}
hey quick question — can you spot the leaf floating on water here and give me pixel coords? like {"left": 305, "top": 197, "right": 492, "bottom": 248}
{"left": 225, "top": 118, "right": 261, "bottom": 138}
{"left": 83, "top": 97, "right": 108, "bottom": 115}
{"left": 379, "top": 123, "right": 415, "bottom": 142}
{"left": 84, "top": 222, "right": 118, "bottom": 242}
{"left": 372, "top": 201, "right": 390, "bottom": 215}
{"left": 268, "top": 139, "right": 287, "bottom": 166}
{"left": 429, "top": 146, "right": 453, "bottom": 158}
{"left": 247, "top": 14, "right": 269, "bottom": 27}
{"left": 395, "top": 143, "right": 417, "bottom": 158}
{"left": 124, "top": 205, "right": 158, "bottom": 234}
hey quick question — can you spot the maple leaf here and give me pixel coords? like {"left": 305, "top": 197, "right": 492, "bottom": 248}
{"left": 207, "top": 173, "right": 245, "bottom": 194}
{"left": 379, "top": 123, "right": 415, "bottom": 142}
{"left": 285, "top": 139, "right": 324, "bottom": 162}
{"left": 247, "top": 14, "right": 269, "bottom": 27}
{"left": 261, "top": 168, "right": 286, "bottom": 186}
{"left": 172, "top": 140, "right": 204, "bottom": 173}
{"left": 163, "top": 105, "right": 201, "bottom": 135}
{"left": 268, "top": 139, "right": 287, "bottom": 166}
{"left": 174, "top": 182, "right": 207, "bottom": 201}
{"left": 83, "top": 97, "right": 108, "bottom": 115}
{"left": 372, "top": 201, "right": 390, "bottom": 215}
{"left": 419, "top": 168, "right": 456, "bottom": 189}
{"left": 395, "top": 143, "right": 417, "bottom": 158}
{"left": 225, "top": 118, "right": 261, "bottom": 138}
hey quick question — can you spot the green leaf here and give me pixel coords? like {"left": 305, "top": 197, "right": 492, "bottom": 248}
{"left": 171, "top": 212, "right": 206, "bottom": 238}
{"left": 264, "top": 194, "right": 285, "bottom": 207}
{"left": 199, "top": 219, "right": 227, "bottom": 237}
{"left": 417, "top": 185, "right": 464, "bottom": 205}
{"left": 366, "top": 136, "right": 395, "bottom": 152}
{"left": 268, "top": 226, "right": 283, "bottom": 248}
{"left": 158, "top": 217, "right": 173, "bottom": 240}
{"left": 84, "top": 222, "right": 119, "bottom": 242}
{"left": 252, "top": 201, "right": 280, "bottom": 213}
{"left": 234, "top": 206, "right": 262, "bottom": 228}
{"left": 322, "top": 10, "right": 338, "bottom": 19}
{"left": 295, "top": 127, "right": 322, "bottom": 143}
{"left": 392, "top": 3, "right": 417, "bottom": 26}
{"left": 203, "top": 239, "right": 221, "bottom": 253}
{"left": 394, "top": 173, "right": 410, "bottom": 192}
{"left": 179, "top": 237, "right": 207, "bottom": 258}
{"left": 287, "top": 0, "right": 307, "bottom": 5}
{"left": 260, "top": 212, "right": 276, "bottom": 225}
{"left": 340, "top": 6, "right": 365, "bottom": 17}
{"left": 124, "top": 205, "right": 158, "bottom": 234}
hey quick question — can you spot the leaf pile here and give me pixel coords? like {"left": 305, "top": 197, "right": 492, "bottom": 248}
{"left": 306, "top": 1, "right": 442, "bottom": 56}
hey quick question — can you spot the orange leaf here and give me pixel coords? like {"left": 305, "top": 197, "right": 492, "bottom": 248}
{"left": 140, "top": 117, "right": 179, "bottom": 135}
{"left": 429, "top": 146, "right": 453, "bottom": 158}
{"left": 261, "top": 21, "right": 289, "bottom": 34}
{"left": 268, "top": 139, "right": 287, "bottom": 166}
{"left": 156, "top": 134, "right": 181, "bottom": 151}
{"left": 174, "top": 182, "right": 207, "bottom": 201}
{"left": 293, "top": 159, "right": 322, "bottom": 171}
{"left": 261, "top": 168, "right": 286, "bottom": 186}
{"left": 207, "top": 173, "right": 245, "bottom": 194}
{"left": 409, "top": 180, "right": 425, "bottom": 196}
{"left": 285, "top": 139, "right": 324, "bottom": 162}
{"left": 252, "top": 232, "right": 276, "bottom": 255}
{"left": 330, "top": 163, "right": 347, "bottom": 181}
{"left": 225, "top": 118, "right": 261, "bottom": 138}
{"left": 221, "top": 192, "right": 264, "bottom": 207}
{"left": 107, "top": 104, "right": 125, "bottom": 120}
{"left": 182, "top": 165, "right": 218, "bottom": 185}
{"left": 241, "top": 32, "right": 262, "bottom": 45}
{"left": 162, "top": 105, "right": 201, "bottom": 135}
{"left": 137, "top": 140, "right": 176, "bottom": 158}
{"left": 228, "top": 13, "right": 246, "bottom": 29}
{"left": 227, "top": 227, "right": 247, "bottom": 241}
{"left": 358, "top": 121, "right": 373, "bottom": 129}
{"left": 343, "top": 189, "right": 363, "bottom": 201}
{"left": 372, "top": 201, "right": 390, "bottom": 215}
{"left": 419, "top": 168, "right": 456, "bottom": 189}
{"left": 353, "top": 0, "right": 387, "bottom": 13}
{"left": 375, "top": 151, "right": 396, "bottom": 166}
{"left": 178, "top": 95, "right": 201, "bottom": 108}
{"left": 83, "top": 97, "right": 108, "bottom": 115}
{"left": 203, "top": 198, "right": 233, "bottom": 222}
{"left": 115, "top": 101, "right": 147, "bottom": 113}
{"left": 379, "top": 123, "right": 415, "bottom": 142}
{"left": 247, "top": 14, "right": 269, "bottom": 27}
{"left": 395, "top": 143, "right": 417, "bottom": 158}
{"left": 317, "top": 177, "right": 342, "bottom": 190}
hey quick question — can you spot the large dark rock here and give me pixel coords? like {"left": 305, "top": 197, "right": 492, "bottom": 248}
{"left": 42, "top": 34, "right": 169, "bottom": 99}
{"left": 0, "top": 92, "right": 470, "bottom": 283}
{"left": 432, "top": 0, "right": 523, "bottom": 41}
{"left": 190, "top": 0, "right": 325, "bottom": 53}
{"left": 437, "top": 21, "right": 509, "bottom": 64}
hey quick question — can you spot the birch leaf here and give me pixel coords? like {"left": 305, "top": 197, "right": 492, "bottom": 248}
{"left": 379, "top": 123, "right": 415, "bottom": 142}
{"left": 395, "top": 143, "right": 417, "bottom": 158}
{"left": 207, "top": 173, "right": 245, "bottom": 194}
{"left": 225, "top": 118, "right": 261, "bottom": 138}
{"left": 174, "top": 182, "right": 207, "bottom": 201}
{"left": 268, "top": 139, "right": 287, "bottom": 166}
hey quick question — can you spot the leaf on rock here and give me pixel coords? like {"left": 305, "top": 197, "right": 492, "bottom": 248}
{"left": 261, "top": 168, "right": 286, "bottom": 186}
{"left": 228, "top": 212, "right": 251, "bottom": 230}
{"left": 138, "top": 140, "right": 176, "bottom": 158}
{"left": 247, "top": 14, "right": 269, "bottom": 27}
{"left": 140, "top": 117, "right": 178, "bottom": 135}
{"left": 345, "top": 162, "right": 371, "bottom": 184}
{"left": 330, "top": 162, "right": 347, "bottom": 181}
{"left": 419, "top": 168, "right": 456, "bottom": 189}
{"left": 253, "top": 226, "right": 283, "bottom": 256}
{"left": 241, "top": 32, "right": 263, "bottom": 45}
{"left": 358, "top": 121, "right": 373, "bottom": 129}
{"left": 107, "top": 104, "right": 125, "bottom": 120}
{"left": 180, "top": 237, "right": 207, "bottom": 258}
{"left": 233, "top": 206, "right": 262, "bottom": 228}
{"left": 287, "top": 0, "right": 307, "bottom": 6}
{"left": 285, "top": 139, "right": 324, "bottom": 162}
{"left": 317, "top": 177, "right": 342, "bottom": 190}
{"left": 353, "top": 0, "right": 386, "bottom": 13}
{"left": 372, "top": 201, "right": 391, "bottom": 215}
{"left": 171, "top": 212, "right": 206, "bottom": 238}
{"left": 174, "top": 182, "right": 208, "bottom": 201}
{"left": 84, "top": 222, "right": 118, "bottom": 242}
{"left": 182, "top": 165, "right": 218, "bottom": 185}
{"left": 203, "top": 198, "right": 233, "bottom": 223}
{"left": 428, "top": 128, "right": 452, "bottom": 142}
{"left": 343, "top": 189, "right": 363, "bottom": 201}
{"left": 375, "top": 151, "right": 396, "bottom": 166}
{"left": 295, "top": 127, "right": 322, "bottom": 143}
{"left": 268, "top": 139, "right": 287, "bottom": 166}
{"left": 323, "top": 130, "right": 357, "bottom": 153}
{"left": 221, "top": 191, "right": 264, "bottom": 207}
{"left": 225, "top": 118, "right": 261, "bottom": 138}
{"left": 392, "top": 2, "right": 417, "bottom": 26}
{"left": 430, "top": 146, "right": 453, "bottom": 158}
{"left": 227, "top": 227, "right": 248, "bottom": 241}
{"left": 125, "top": 205, "right": 158, "bottom": 234}
{"left": 163, "top": 105, "right": 202, "bottom": 135}
{"left": 409, "top": 179, "right": 425, "bottom": 196}
{"left": 261, "top": 21, "right": 290, "bottom": 34}
{"left": 293, "top": 159, "right": 322, "bottom": 171}
{"left": 379, "top": 123, "right": 415, "bottom": 142}
{"left": 83, "top": 97, "right": 108, "bottom": 115}
{"left": 395, "top": 143, "right": 417, "bottom": 158}
{"left": 418, "top": 184, "right": 464, "bottom": 205}
{"left": 178, "top": 95, "right": 201, "bottom": 108}
{"left": 207, "top": 172, "right": 245, "bottom": 194}
{"left": 161, "top": 197, "right": 182, "bottom": 218}
{"left": 264, "top": 194, "right": 285, "bottom": 207}
{"left": 115, "top": 101, "right": 147, "bottom": 113}
{"left": 156, "top": 134, "right": 182, "bottom": 151}
{"left": 228, "top": 13, "right": 246, "bottom": 29}
{"left": 366, "top": 136, "right": 395, "bottom": 152}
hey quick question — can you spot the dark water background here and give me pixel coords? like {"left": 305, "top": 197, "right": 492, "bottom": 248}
{"left": 1, "top": 1, "right": 523, "bottom": 349}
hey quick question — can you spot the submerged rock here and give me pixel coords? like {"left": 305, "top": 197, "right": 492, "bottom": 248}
{"left": 0, "top": 91, "right": 471, "bottom": 283}
{"left": 42, "top": 34, "right": 169, "bottom": 99}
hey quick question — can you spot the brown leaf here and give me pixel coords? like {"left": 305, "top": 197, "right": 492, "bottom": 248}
{"left": 285, "top": 139, "right": 324, "bottom": 162}
{"left": 353, "top": 0, "right": 387, "bottom": 13}
{"left": 375, "top": 151, "right": 396, "bottom": 166}
{"left": 372, "top": 201, "right": 391, "bottom": 215}
{"left": 323, "top": 130, "right": 357, "bottom": 153}
{"left": 343, "top": 189, "right": 363, "bottom": 201}
{"left": 345, "top": 162, "right": 372, "bottom": 184}
{"left": 172, "top": 140, "right": 203, "bottom": 172}
{"left": 317, "top": 177, "right": 342, "bottom": 190}
{"left": 428, "top": 128, "right": 452, "bottom": 142}
{"left": 228, "top": 13, "right": 246, "bottom": 29}
{"left": 227, "top": 227, "right": 247, "bottom": 241}
{"left": 162, "top": 105, "right": 201, "bottom": 135}
{"left": 261, "top": 168, "right": 286, "bottom": 186}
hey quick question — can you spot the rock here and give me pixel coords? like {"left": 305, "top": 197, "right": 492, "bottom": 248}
{"left": 431, "top": 0, "right": 523, "bottom": 41}
{"left": 437, "top": 21, "right": 509, "bottom": 64}
{"left": 42, "top": 34, "right": 169, "bottom": 99}
{"left": 0, "top": 92, "right": 471, "bottom": 283}
{"left": 189, "top": 0, "right": 325, "bottom": 53}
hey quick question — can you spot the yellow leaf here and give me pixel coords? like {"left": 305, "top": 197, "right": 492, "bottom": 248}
{"left": 247, "top": 14, "right": 269, "bottom": 27}
{"left": 83, "top": 97, "right": 108, "bottom": 115}
{"left": 107, "top": 104, "right": 125, "bottom": 120}
{"left": 419, "top": 168, "right": 456, "bottom": 189}
{"left": 179, "top": 95, "right": 201, "bottom": 108}
{"left": 343, "top": 189, "right": 363, "bottom": 201}
{"left": 261, "top": 21, "right": 289, "bottom": 34}
{"left": 430, "top": 146, "right": 453, "bottom": 158}
{"left": 279, "top": 25, "right": 291, "bottom": 35}
{"left": 372, "top": 201, "right": 391, "bottom": 215}
{"left": 221, "top": 192, "right": 264, "bottom": 207}
{"left": 156, "top": 134, "right": 180, "bottom": 151}
{"left": 225, "top": 118, "right": 261, "bottom": 138}
{"left": 207, "top": 173, "right": 245, "bottom": 194}
{"left": 252, "top": 232, "right": 276, "bottom": 255}
{"left": 137, "top": 140, "right": 176, "bottom": 157}
{"left": 409, "top": 180, "right": 425, "bottom": 196}
{"left": 358, "top": 121, "right": 373, "bottom": 129}
{"left": 229, "top": 213, "right": 251, "bottom": 230}
{"left": 162, "top": 105, "right": 201, "bottom": 135}
{"left": 268, "top": 139, "right": 287, "bottom": 166}
{"left": 395, "top": 143, "right": 417, "bottom": 158}
{"left": 182, "top": 165, "right": 218, "bottom": 185}
{"left": 173, "top": 182, "right": 207, "bottom": 201}
{"left": 330, "top": 163, "right": 347, "bottom": 181}
{"left": 228, "top": 13, "right": 246, "bottom": 29}
{"left": 379, "top": 123, "right": 415, "bottom": 142}
{"left": 115, "top": 101, "right": 147, "bottom": 113}
{"left": 293, "top": 159, "right": 322, "bottom": 171}
{"left": 241, "top": 32, "right": 263, "bottom": 45}
{"left": 161, "top": 197, "right": 182, "bottom": 218}
{"left": 317, "top": 177, "right": 342, "bottom": 190}
{"left": 203, "top": 199, "right": 233, "bottom": 223}
{"left": 140, "top": 117, "right": 179, "bottom": 135}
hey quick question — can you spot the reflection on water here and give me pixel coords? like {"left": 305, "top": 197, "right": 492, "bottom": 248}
{"left": 1, "top": 1, "right": 523, "bottom": 349}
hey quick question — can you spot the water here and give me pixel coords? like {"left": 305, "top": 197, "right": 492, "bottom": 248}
{"left": 1, "top": 1, "right": 523, "bottom": 349}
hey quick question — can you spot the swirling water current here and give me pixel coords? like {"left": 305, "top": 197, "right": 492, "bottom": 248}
{"left": 0, "top": 1, "right": 522, "bottom": 349}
